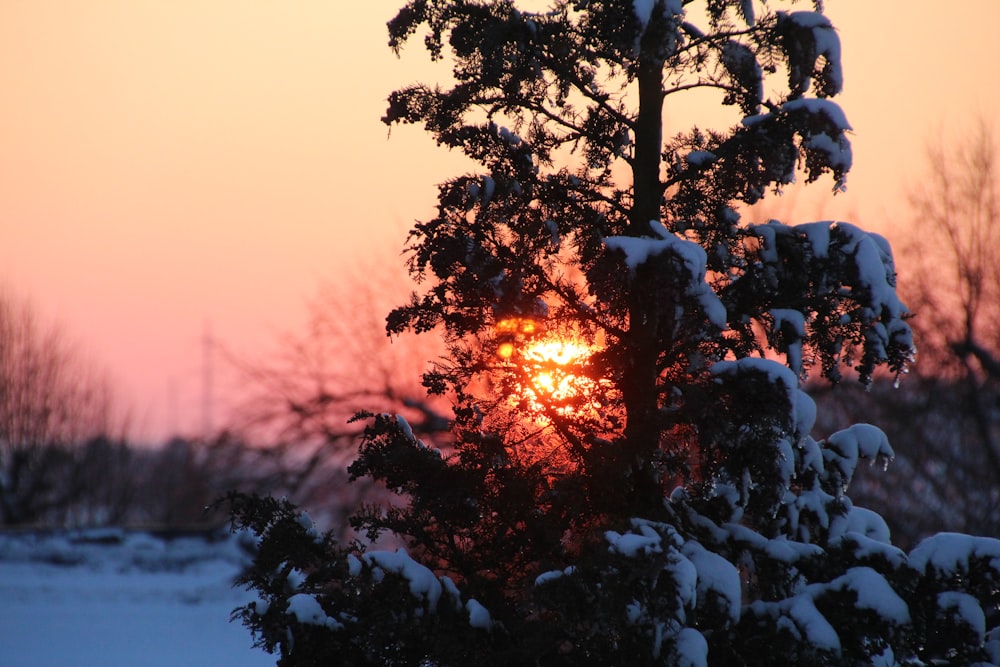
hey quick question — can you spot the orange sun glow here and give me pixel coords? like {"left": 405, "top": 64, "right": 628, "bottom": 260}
{"left": 497, "top": 326, "right": 605, "bottom": 423}
{"left": 491, "top": 320, "right": 617, "bottom": 471}
{"left": 522, "top": 339, "right": 594, "bottom": 404}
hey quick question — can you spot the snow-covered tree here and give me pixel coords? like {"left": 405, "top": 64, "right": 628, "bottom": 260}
{"left": 812, "top": 122, "right": 1000, "bottom": 547}
{"left": 227, "top": 2, "right": 1000, "bottom": 665}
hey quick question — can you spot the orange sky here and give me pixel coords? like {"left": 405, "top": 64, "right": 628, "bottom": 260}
{"left": 1, "top": 2, "right": 997, "bottom": 442}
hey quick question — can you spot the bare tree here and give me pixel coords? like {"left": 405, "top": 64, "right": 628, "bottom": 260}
{"left": 0, "top": 289, "right": 130, "bottom": 525}
{"left": 215, "top": 262, "right": 450, "bottom": 529}
{"left": 900, "top": 119, "right": 1000, "bottom": 495}
{"left": 905, "top": 119, "right": 1000, "bottom": 376}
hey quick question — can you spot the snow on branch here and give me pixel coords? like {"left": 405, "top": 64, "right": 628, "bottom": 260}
{"left": 604, "top": 220, "right": 727, "bottom": 328}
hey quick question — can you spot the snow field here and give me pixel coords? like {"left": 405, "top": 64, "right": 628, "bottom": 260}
{"left": 0, "top": 529, "right": 273, "bottom": 667}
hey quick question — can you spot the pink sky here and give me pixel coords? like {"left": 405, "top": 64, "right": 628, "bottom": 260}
{"left": 1, "top": 2, "right": 997, "bottom": 442}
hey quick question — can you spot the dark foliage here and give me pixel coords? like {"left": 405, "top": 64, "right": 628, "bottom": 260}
{"left": 228, "top": 2, "right": 1000, "bottom": 665}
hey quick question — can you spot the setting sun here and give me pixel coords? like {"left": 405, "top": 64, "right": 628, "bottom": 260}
{"left": 523, "top": 339, "right": 594, "bottom": 406}
{"left": 500, "top": 331, "right": 606, "bottom": 423}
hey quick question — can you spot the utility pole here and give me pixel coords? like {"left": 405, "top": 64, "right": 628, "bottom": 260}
{"left": 202, "top": 319, "right": 213, "bottom": 441}
{"left": 167, "top": 376, "right": 178, "bottom": 440}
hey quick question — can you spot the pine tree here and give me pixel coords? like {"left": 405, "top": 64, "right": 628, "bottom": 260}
{"left": 226, "top": 2, "right": 1000, "bottom": 665}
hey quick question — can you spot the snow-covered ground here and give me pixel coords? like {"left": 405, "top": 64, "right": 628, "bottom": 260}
{"left": 0, "top": 529, "right": 274, "bottom": 667}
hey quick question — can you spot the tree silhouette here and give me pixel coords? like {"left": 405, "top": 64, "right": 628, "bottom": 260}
{"left": 227, "top": 3, "right": 1000, "bottom": 665}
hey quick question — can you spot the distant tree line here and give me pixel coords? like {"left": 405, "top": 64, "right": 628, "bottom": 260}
{"left": 0, "top": 279, "right": 444, "bottom": 532}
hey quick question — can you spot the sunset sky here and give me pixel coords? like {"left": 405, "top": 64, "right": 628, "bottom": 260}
{"left": 1, "top": 2, "right": 997, "bottom": 442}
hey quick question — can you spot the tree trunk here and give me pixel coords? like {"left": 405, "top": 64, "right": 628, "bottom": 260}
{"left": 620, "top": 60, "right": 666, "bottom": 510}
